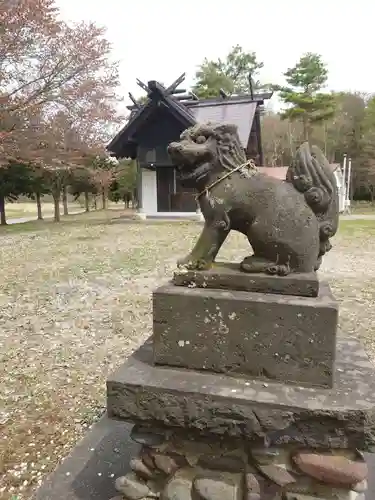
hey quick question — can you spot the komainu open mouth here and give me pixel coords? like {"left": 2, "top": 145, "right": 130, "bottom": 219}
{"left": 176, "top": 163, "right": 211, "bottom": 183}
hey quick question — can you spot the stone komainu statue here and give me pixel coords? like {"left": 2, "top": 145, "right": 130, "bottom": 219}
{"left": 168, "top": 122, "right": 339, "bottom": 276}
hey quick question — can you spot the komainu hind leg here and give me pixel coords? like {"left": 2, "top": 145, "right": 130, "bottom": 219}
{"left": 240, "top": 255, "right": 291, "bottom": 276}
{"left": 314, "top": 256, "right": 322, "bottom": 271}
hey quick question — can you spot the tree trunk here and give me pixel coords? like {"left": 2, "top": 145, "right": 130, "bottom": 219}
{"left": 303, "top": 117, "right": 311, "bottom": 142}
{"left": 124, "top": 193, "right": 130, "bottom": 209}
{"left": 102, "top": 189, "right": 107, "bottom": 210}
{"left": 0, "top": 194, "right": 6, "bottom": 225}
{"left": 62, "top": 185, "right": 68, "bottom": 215}
{"left": 36, "top": 192, "right": 43, "bottom": 220}
{"left": 52, "top": 190, "right": 61, "bottom": 222}
{"left": 93, "top": 196, "right": 97, "bottom": 210}
{"left": 369, "top": 187, "right": 375, "bottom": 203}
{"left": 133, "top": 189, "right": 138, "bottom": 209}
{"left": 84, "top": 191, "right": 90, "bottom": 212}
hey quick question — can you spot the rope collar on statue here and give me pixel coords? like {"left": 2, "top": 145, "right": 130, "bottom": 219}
{"left": 195, "top": 159, "right": 257, "bottom": 201}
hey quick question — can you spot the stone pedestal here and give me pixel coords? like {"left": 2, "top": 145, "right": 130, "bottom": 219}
{"left": 107, "top": 338, "right": 375, "bottom": 450}
{"left": 173, "top": 262, "right": 320, "bottom": 297}
{"left": 106, "top": 263, "right": 374, "bottom": 500}
{"left": 153, "top": 281, "right": 338, "bottom": 388}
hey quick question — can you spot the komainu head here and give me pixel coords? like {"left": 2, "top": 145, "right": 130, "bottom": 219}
{"left": 168, "top": 122, "right": 247, "bottom": 185}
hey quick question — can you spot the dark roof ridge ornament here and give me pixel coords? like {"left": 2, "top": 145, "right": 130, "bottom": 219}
{"left": 165, "top": 73, "right": 186, "bottom": 94}
{"left": 126, "top": 74, "right": 198, "bottom": 111}
{"left": 147, "top": 80, "right": 166, "bottom": 97}
{"left": 136, "top": 78, "right": 150, "bottom": 95}
{"left": 248, "top": 72, "right": 254, "bottom": 100}
{"left": 219, "top": 88, "right": 229, "bottom": 99}
{"left": 128, "top": 92, "right": 140, "bottom": 110}
{"left": 133, "top": 74, "right": 188, "bottom": 104}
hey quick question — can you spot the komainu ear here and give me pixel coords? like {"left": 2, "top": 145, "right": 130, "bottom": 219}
{"left": 212, "top": 123, "right": 239, "bottom": 136}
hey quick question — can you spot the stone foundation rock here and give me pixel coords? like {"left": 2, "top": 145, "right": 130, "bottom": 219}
{"left": 111, "top": 424, "right": 368, "bottom": 500}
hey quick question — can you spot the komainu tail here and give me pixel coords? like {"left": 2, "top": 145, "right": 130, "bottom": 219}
{"left": 286, "top": 142, "right": 339, "bottom": 270}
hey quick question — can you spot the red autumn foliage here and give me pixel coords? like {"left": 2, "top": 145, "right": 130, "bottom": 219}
{"left": 0, "top": 0, "right": 123, "bottom": 167}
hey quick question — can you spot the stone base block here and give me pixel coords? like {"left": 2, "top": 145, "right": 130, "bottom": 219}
{"left": 107, "top": 337, "right": 375, "bottom": 451}
{"left": 111, "top": 423, "right": 368, "bottom": 500}
{"left": 152, "top": 282, "right": 338, "bottom": 388}
{"left": 173, "top": 262, "right": 320, "bottom": 297}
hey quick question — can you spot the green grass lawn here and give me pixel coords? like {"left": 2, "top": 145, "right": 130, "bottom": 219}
{"left": 0, "top": 213, "right": 374, "bottom": 500}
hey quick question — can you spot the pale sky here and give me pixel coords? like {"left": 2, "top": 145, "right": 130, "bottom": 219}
{"left": 56, "top": 0, "right": 373, "bottom": 112}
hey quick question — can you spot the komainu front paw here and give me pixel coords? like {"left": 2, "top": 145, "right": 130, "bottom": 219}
{"left": 266, "top": 263, "right": 290, "bottom": 276}
{"left": 177, "top": 255, "right": 212, "bottom": 271}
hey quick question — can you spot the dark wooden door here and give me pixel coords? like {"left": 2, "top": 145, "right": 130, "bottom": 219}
{"left": 172, "top": 173, "right": 197, "bottom": 212}
{"left": 156, "top": 167, "right": 174, "bottom": 212}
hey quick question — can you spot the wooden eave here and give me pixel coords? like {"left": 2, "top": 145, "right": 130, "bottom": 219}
{"left": 107, "top": 81, "right": 196, "bottom": 159}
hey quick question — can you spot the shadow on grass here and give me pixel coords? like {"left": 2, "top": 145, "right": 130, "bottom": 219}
{"left": 0, "top": 210, "right": 203, "bottom": 235}
{"left": 0, "top": 219, "right": 121, "bottom": 234}
{"left": 0, "top": 209, "right": 129, "bottom": 234}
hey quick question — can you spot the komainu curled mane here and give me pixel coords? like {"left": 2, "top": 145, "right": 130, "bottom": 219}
{"left": 168, "top": 122, "right": 339, "bottom": 276}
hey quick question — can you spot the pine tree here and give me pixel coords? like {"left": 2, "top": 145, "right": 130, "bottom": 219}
{"left": 275, "top": 53, "right": 335, "bottom": 141}
{"left": 193, "top": 45, "right": 264, "bottom": 98}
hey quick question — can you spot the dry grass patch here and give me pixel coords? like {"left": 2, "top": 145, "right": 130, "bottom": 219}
{"left": 0, "top": 215, "right": 375, "bottom": 499}
{"left": 4, "top": 202, "right": 82, "bottom": 221}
